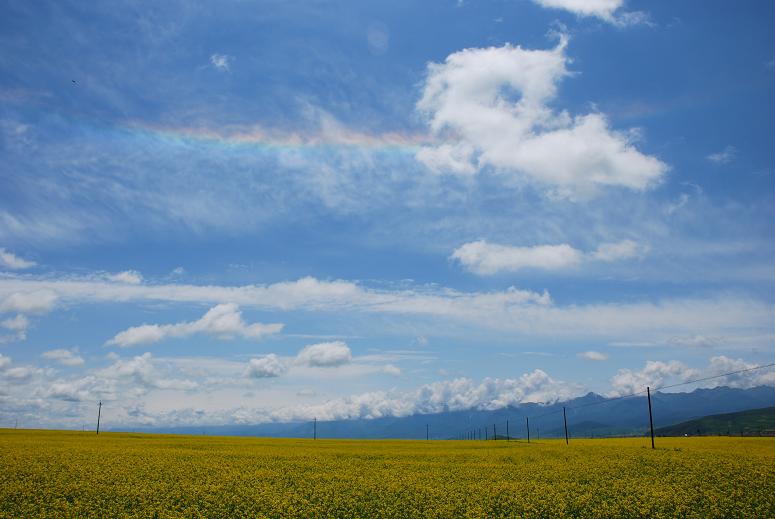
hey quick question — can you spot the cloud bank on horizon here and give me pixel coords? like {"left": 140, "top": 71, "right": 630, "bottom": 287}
{"left": 0, "top": 0, "right": 774, "bottom": 428}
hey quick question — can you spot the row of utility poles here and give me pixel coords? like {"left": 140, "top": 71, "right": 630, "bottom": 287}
{"left": 86, "top": 388, "right": 659, "bottom": 447}
{"left": 454, "top": 387, "right": 657, "bottom": 449}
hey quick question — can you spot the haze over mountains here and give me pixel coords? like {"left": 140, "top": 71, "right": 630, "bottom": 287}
{"left": 132, "top": 385, "right": 775, "bottom": 439}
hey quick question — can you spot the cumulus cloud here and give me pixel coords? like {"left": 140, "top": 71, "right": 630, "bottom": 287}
{"left": 246, "top": 354, "right": 286, "bottom": 378}
{"left": 0, "top": 353, "right": 10, "bottom": 370}
{"left": 416, "top": 37, "right": 666, "bottom": 196}
{"left": 705, "top": 356, "right": 775, "bottom": 388}
{"left": 210, "top": 53, "right": 233, "bottom": 71}
{"left": 41, "top": 348, "right": 85, "bottom": 366}
{"left": 0, "top": 290, "right": 57, "bottom": 314}
{"left": 609, "top": 360, "right": 697, "bottom": 396}
{"left": 452, "top": 239, "right": 647, "bottom": 274}
{"left": 707, "top": 146, "right": 736, "bottom": 165}
{"left": 578, "top": 350, "right": 608, "bottom": 361}
{"left": 452, "top": 241, "right": 582, "bottom": 275}
{"left": 106, "top": 270, "right": 143, "bottom": 284}
{"left": 288, "top": 370, "right": 577, "bottom": 422}
{"left": 106, "top": 303, "right": 283, "bottom": 347}
{"left": 295, "top": 341, "right": 352, "bottom": 367}
{"left": 0, "top": 248, "right": 35, "bottom": 269}
{"left": 41, "top": 353, "right": 198, "bottom": 402}
{"left": 609, "top": 356, "right": 775, "bottom": 397}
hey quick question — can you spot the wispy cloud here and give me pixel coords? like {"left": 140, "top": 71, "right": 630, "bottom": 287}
{"left": 452, "top": 239, "right": 646, "bottom": 275}
{"left": 578, "top": 350, "right": 608, "bottom": 361}
{"left": 209, "top": 53, "right": 233, "bottom": 72}
{"left": 1, "top": 274, "right": 771, "bottom": 342}
{"left": 0, "top": 248, "right": 36, "bottom": 270}
{"left": 41, "top": 348, "right": 85, "bottom": 366}
{"left": 707, "top": 145, "right": 736, "bottom": 165}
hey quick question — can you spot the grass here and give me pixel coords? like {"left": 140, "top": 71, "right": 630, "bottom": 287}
{"left": 1, "top": 429, "right": 774, "bottom": 517}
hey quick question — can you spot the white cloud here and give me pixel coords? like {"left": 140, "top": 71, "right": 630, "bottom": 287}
{"left": 1, "top": 314, "right": 28, "bottom": 332}
{"left": 609, "top": 356, "right": 775, "bottom": 397}
{"left": 40, "top": 352, "right": 198, "bottom": 402}
{"left": 382, "top": 364, "right": 402, "bottom": 377}
{"left": 452, "top": 241, "right": 582, "bottom": 275}
{"left": 284, "top": 370, "right": 577, "bottom": 422}
{"left": 106, "top": 270, "right": 143, "bottom": 284}
{"left": 533, "top": 0, "right": 622, "bottom": 20}
{"left": 0, "top": 248, "right": 36, "bottom": 269}
{"left": 578, "top": 350, "right": 608, "bottom": 361}
{"left": 246, "top": 354, "right": 286, "bottom": 378}
{"left": 705, "top": 356, "right": 775, "bottom": 388}
{"left": 592, "top": 239, "right": 647, "bottom": 262}
{"left": 667, "top": 335, "right": 723, "bottom": 349}
{"left": 210, "top": 53, "right": 233, "bottom": 71}
{"left": 295, "top": 341, "right": 352, "bottom": 367}
{"left": 531, "top": 0, "right": 649, "bottom": 26}
{"left": 665, "top": 193, "right": 690, "bottom": 215}
{"left": 41, "top": 348, "right": 85, "bottom": 366}
{"left": 453, "top": 239, "right": 646, "bottom": 274}
{"left": 0, "top": 275, "right": 772, "bottom": 342}
{"left": 0, "top": 290, "right": 57, "bottom": 314}
{"left": 416, "top": 38, "right": 667, "bottom": 196}
{"left": 0, "top": 353, "right": 10, "bottom": 370}
{"left": 106, "top": 303, "right": 283, "bottom": 347}
{"left": 707, "top": 146, "right": 736, "bottom": 165}
{"left": 609, "top": 360, "right": 697, "bottom": 396}
{"left": 0, "top": 314, "right": 29, "bottom": 343}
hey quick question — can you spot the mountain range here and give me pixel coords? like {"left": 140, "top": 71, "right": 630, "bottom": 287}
{"left": 131, "top": 385, "right": 775, "bottom": 439}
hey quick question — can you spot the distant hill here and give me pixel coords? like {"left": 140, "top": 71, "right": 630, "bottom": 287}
{"left": 132, "top": 385, "right": 775, "bottom": 439}
{"left": 655, "top": 406, "right": 775, "bottom": 437}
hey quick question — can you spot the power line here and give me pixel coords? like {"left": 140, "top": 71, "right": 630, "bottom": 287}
{"left": 456, "top": 361, "right": 774, "bottom": 441}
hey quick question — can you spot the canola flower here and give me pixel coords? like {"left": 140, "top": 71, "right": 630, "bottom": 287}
{"left": 0, "top": 430, "right": 773, "bottom": 518}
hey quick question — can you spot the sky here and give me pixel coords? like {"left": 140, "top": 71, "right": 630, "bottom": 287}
{"left": 1, "top": 0, "right": 774, "bottom": 429}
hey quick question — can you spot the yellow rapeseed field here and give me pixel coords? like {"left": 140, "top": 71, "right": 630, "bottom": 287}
{"left": 1, "top": 430, "right": 773, "bottom": 517}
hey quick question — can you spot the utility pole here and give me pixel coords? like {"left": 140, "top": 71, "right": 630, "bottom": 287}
{"left": 506, "top": 420, "right": 509, "bottom": 441}
{"left": 526, "top": 416, "right": 530, "bottom": 443}
{"left": 14, "top": 418, "right": 18, "bottom": 429}
{"left": 563, "top": 406, "right": 569, "bottom": 445}
{"left": 426, "top": 424, "right": 429, "bottom": 441}
{"left": 96, "top": 401, "right": 102, "bottom": 435}
{"left": 493, "top": 423, "right": 497, "bottom": 440}
{"left": 647, "top": 387, "right": 655, "bottom": 449}
{"left": 314, "top": 417, "right": 317, "bottom": 440}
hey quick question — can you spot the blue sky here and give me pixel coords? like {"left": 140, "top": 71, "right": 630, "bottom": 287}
{"left": 1, "top": 0, "right": 774, "bottom": 428}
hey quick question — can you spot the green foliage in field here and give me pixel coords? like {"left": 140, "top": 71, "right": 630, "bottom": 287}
{"left": 655, "top": 406, "right": 775, "bottom": 437}
{"left": 1, "top": 430, "right": 773, "bottom": 518}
